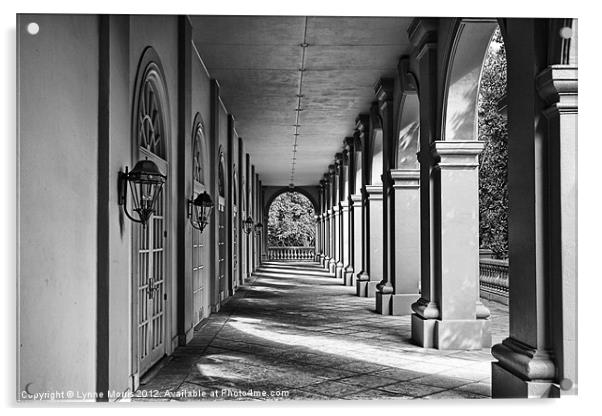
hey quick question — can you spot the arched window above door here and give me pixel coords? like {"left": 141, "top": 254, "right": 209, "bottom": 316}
{"left": 192, "top": 117, "right": 206, "bottom": 185}
{"left": 136, "top": 64, "right": 167, "bottom": 159}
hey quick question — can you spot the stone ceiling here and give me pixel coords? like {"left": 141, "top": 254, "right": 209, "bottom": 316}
{"left": 190, "top": 15, "right": 413, "bottom": 186}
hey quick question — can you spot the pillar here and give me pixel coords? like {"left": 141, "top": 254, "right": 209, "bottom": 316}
{"left": 347, "top": 193, "right": 363, "bottom": 286}
{"left": 356, "top": 184, "right": 383, "bottom": 297}
{"left": 376, "top": 170, "right": 421, "bottom": 315}
{"left": 314, "top": 214, "right": 321, "bottom": 262}
{"left": 491, "top": 18, "right": 577, "bottom": 398}
{"left": 334, "top": 153, "right": 345, "bottom": 278}
{"left": 341, "top": 140, "right": 354, "bottom": 285}
{"left": 409, "top": 18, "right": 490, "bottom": 349}
{"left": 348, "top": 118, "right": 367, "bottom": 286}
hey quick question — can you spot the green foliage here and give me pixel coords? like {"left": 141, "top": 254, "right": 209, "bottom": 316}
{"left": 478, "top": 27, "right": 509, "bottom": 259}
{"left": 267, "top": 192, "right": 316, "bottom": 247}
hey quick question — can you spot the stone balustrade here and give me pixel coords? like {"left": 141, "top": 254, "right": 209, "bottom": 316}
{"left": 267, "top": 246, "right": 316, "bottom": 261}
{"left": 479, "top": 258, "right": 509, "bottom": 305}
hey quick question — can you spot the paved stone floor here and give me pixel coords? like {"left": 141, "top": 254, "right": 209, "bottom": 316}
{"left": 133, "top": 262, "right": 509, "bottom": 402}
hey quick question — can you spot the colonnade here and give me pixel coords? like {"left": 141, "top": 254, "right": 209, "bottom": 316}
{"left": 314, "top": 17, "right": 577, "bottom": 397}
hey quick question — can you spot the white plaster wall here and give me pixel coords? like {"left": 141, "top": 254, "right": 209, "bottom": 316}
{"left": 107, "top": 15, "right": 133, "bottom": 394}
{"left": 17, "top": 14, "right": 99, "bottom": 395}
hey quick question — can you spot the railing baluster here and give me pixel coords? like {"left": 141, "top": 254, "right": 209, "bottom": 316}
{"left": 479, "top": 258, "right": 509, "bottom": 304}
{"left": 266, "top": 246, "right": 316, "bottom": 262}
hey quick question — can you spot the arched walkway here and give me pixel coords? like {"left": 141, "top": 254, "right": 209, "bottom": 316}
{"left": 134, "top": 262, "right": 508, "bottom": 401}
{"left": 266, "top": 191, "right": 316, "bottom": 261}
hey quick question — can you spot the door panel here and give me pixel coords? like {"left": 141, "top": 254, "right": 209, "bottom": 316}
{"left": 135, "top": 154, "right": 167, "bottom": 376}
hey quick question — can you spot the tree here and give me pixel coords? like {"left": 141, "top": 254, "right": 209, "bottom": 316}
{"left": 478, "top": 27, "right": 509, "bottom": 259}
{"left": 267, "top": 192, "right": 316, "bottom": 247}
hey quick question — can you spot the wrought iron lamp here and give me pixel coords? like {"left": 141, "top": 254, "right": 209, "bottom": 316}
{"left": 243, "top": 216, "right": 254, "bottom": 235}
{"left": 118, "top": 159, "right": 166, "bottom": 226}
{"left": 188, "top": 191, "right": 214, "bottom": 232}
{"left": 254, "top": 222, "right": 263, "bottom": 235}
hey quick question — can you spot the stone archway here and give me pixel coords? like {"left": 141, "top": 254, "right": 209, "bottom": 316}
{"left": 263, "top": 188, "right": 318, "bottom": 262}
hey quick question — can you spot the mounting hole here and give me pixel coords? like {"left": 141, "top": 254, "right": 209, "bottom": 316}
{"left": 26, "top": 22, "right": 40, "bottom": 35}
{"left": 559, "top": 27, "right": 572, "bottom": 39}
{"left": 559, "top": 378, "right": 573, "bottom": 391}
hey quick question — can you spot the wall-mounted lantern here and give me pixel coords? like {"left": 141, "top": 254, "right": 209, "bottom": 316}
{"left": 254, "top": 222, "right": 263, "bottom": 235}
{"left": 188, "top": 191, "right": 214, "bottom": 233}
{"left": 243, "top": 216, "right": 254, "bottom": 235}
{"left": 118, "top": 159, "right": 166, "bottom": 226}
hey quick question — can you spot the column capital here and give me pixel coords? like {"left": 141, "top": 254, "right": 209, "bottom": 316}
{"left": 364, "top": 184, "right": 383, "bottom": 200}
{"left": 408, "top": 18, "right": 438, "bottom": 51}
{"left": 398, "top": 55, "right": 418, "bottom": 95}
{"left": 390, "top": 169, "right": 420, "bottom": 188}
{"left": 536, "top": 65, "right": 578, "bottom": 110}
{"left": 375, "top": 77, "right": 395, "bottom": 107}
{"left": 344, "top": 136, "right": 354, "bottom": 150}
{"left": 432, "top": 141, "right": 484, "bottom": 168}
{"left": 350, "top": 193, "right": 363, "bottom": 204}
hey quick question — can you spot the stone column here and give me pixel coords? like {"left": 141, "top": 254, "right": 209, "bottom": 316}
{"left": 347, "top": 193, "right": 363, "bottom": 286}
{"left": 332, "top": 205, "right": 340, "bottom": 275}
{"left": 346, "top": 122, "right": 365, "bottom": 286}
{"left": 356, "top": 184, "right": 383, "bottom": 297}
{"left": 376, "top": 169, "right": 421, "bottom": 315}
{"left": 340, "top": 199, "right": 350, "bottom": 281}
{"left": 323, "top": 171, "right": 332, "bottom": 270}
{"left": 411, "top": 141, "right": 490, "bottom": 349}
{"left": 408, "top": 18, "right": 441, "bottom": 343}
{"left": 341, "top": 142, "right": 353, "bottom": 285}
{"left": 491, "top": 19, "right": 577, "bottom": 398}
{"left": 332, "top": 156, "right": 342, "bottom": 278}
{"left": 314, "top": 214, "right": 321, "bottom": 262}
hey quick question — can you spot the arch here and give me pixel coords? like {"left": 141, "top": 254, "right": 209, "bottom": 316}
{"left": 396, "top": 94, "right": 420, "bottom": 169}
{"left": 266, "top": 190, "right": 317, "bottom": 249}
{"left": 441, "top": 18, "right": 498, "bottom": 142}
{"left": 353, "top": 135, "right": 363, "bottom": 195}
{"left": 365, "top": 103, "right": 383, "bottom": 185}
{"left": 264, "top": 186, "right": 319, "bottom": 216}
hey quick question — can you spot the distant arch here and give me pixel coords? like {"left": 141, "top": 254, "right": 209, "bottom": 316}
{"left": 263, "top": 185, "right": 319, "bottom": 216}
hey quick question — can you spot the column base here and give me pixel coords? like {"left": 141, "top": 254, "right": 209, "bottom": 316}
{"left": 343, "top": 267, "right": 354, "bottom": 286}
{"left": 328, "top": 259, "right": 337, "bottom": 274}
{"left": 492, "top": 362, "right": 560, "bottom": 398}
{"left": 321, "top": 256, "right": 330, "bottom": 269}
{"left": 356, "top": 280, "right": 378, "bottom": 298}
{"left": 411, "top": 314, "right": 491, "bottom": 349}
{"left": 376, "top": 293, "right": 420, "bottom": 315}
{"left": 335, "top": 262, "right": 344, "bottom": 279}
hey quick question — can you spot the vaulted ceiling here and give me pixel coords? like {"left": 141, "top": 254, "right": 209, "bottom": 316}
{"left": 190, "top": 15, "right": 413, "bottom": 186}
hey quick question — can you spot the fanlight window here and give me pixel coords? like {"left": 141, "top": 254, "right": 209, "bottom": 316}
{"left": 137, "top": 77, "right": 166, "bottom": 159}
{"left": 218, "top": 155, "right": 225, "bottom": 198}
{"left": 193, "top": 122, "right": 205, "bottom": 184}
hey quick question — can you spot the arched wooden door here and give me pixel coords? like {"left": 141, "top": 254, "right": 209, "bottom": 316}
{"left": 217, "top": 151, "right": 226, "bottom": 302}
{"left": 132, "top": 54, "right": 170, "bottom": 377}
{"left": 191, "top": 116, "right": 208, "bottom": 324}
{"left": 232, "top": 169, "right": 238, "bottom": 293}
